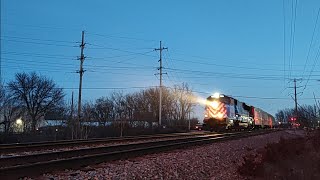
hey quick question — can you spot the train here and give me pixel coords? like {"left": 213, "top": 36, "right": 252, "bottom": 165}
{"left": 203, "top": 93, "right": 275, "bottom": 132}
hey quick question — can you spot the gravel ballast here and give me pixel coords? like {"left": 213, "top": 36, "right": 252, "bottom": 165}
{"left": 39, "top": 130, "right": 304, "bottom": 180}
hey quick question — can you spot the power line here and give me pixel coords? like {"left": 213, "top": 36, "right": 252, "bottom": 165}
{"left": 3, "top": 50, "right": 156, "bottom": 65}
{"left": 164, "top": 67, "right": 320, "bottom": 79}
{"left": 288, "top": 0, "right": 298, "bottom": 79}
{"left": 5, "top": 49, "right": 320, "bottom": 73}
{"left": 163, "top": 49, "right": 183, "bottom": 85}
{"left": 107, "top": 50, "right": 155, "bottom": 65}
{"left": 162, "top": 55, "right": 317, "bottom": 73}
{"left": 3, "top": 51, "right": 76, "bottom": 59}
{"left": 302, "top": 40, "right": 320, "bottom": 92}
{"left": 302, "top": 6, "right": 320, "bottom": 78}
{"left": 6, "top": 57, "right": 320, "bottom": 82}
{"left": 86, "top": 31, "right": 157, "bottom": 42}
{"left": 162, "top": 86, "right": 319, "bottom": 101}
{"left": 4, "top": 83, "right": 319, "bottom": 101}
{"left": 2, "top": 22, "right": 82, "bottom": 32}
{"left": 62, "top": 86, "right": 159, "bottom": 90}
{"left": 87, "top": 43, "right": 157, "bottom": 56}
{"left": 1, "top": 35, "right": 76, "bottom": 44}
{"left": 1, "top": 38, "right": 77, "bottom": 47}
{"left": 2, "top": 57, "right": 156, "bottom": 70}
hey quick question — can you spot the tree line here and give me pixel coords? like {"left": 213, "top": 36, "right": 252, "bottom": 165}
{"left": 0, "top": 72, "right": 198, "bottom": 138}
{"left": 275, "top": 103, "right": 320, "bottom": 128}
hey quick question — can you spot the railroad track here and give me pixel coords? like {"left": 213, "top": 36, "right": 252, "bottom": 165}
{"left": 0, "top": 132, "right": 210, "bottom": 154}
{"left": 0, "top": 129, "right": 278, "bottom": 179}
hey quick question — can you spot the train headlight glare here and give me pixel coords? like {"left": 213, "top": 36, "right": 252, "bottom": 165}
{"left": 212, "top": 93, "right": 220, "bottom": 98}
{"left": 211, "top": 101, "right": 219, "bottom": 109}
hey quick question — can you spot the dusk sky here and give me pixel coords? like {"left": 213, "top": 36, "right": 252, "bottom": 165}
{"left": 2, "top": 0, "right": 320, "bottom": 120}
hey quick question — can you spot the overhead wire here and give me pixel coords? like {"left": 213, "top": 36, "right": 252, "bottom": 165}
{"left": 1, "top": 38, "right": 77, "bottom": 48}
{"left": 287, "top": 0, "right": 298, "bottom": 80}
{"left": 85, "top": 31, "right": 158, "bottom": 43}
{"left": 302, "top": 41, "right": 320, "bottom": 91}
{"left": 1, "top": 35, "right": 77, "bottom": 44}
{"left": 302, "top": 6, "right": 320, "bottom": 78}
{"left": 283, "top": 0, "right": 286, "bottom": 87}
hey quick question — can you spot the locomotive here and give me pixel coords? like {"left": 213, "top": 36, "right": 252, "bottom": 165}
{"left": 203, "top": 93, "right": 275, "bottom": 131}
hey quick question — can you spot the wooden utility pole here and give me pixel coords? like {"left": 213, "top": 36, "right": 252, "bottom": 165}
{"left": 77, "top": 31, "right": 85, "bottom": 138}
{"left": 155, "top": 41, "right": 167, "bottom": 126}
{"left": 71, "top": 91, "right": 74, "bottom": 139}
{"left": 294, "top": 78, "right": 298, "bottom": 120}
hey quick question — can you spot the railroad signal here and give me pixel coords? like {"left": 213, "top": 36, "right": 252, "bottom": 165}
{"left": 290, "top": 117, "right": 297, "bottom": 121}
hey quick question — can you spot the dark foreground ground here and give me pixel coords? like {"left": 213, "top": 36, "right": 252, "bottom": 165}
{"left": 28, "top": 129, "right": 315, "bottom": 180}
{"left": 239, "top": 129, "right": 320, "bottom": 180}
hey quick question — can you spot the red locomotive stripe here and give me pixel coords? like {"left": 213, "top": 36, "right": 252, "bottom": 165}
{"left": 208, "top": 108, "right": 216, "bottom": 116}
{"left": 208, "top": 111, "right": 215, "bottom": 117}
{"left": 217, "top": 103, "right": 225, "bottom": 110}
{"left": 206, "top": 102, "right": 228, "bottom": 118}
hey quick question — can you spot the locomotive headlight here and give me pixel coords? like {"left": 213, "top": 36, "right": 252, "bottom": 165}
{"left": 210, "top": 101, "right": 219, "bottom": 109}
{"left": 212, "top": 92, "right": 220, "bottom": 98}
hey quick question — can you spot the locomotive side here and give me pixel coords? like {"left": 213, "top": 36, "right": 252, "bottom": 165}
{"left": 203, "top": 93, "right": 275, "bottom": 131}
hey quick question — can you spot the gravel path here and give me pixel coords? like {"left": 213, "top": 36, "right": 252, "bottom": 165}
{"left": 38, "top": 130, "right": 304, "bottom": 180}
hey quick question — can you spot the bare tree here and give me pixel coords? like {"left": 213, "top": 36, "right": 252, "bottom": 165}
{"left": 8, "top": 72, "right": 64, "bottom": 132}
{"left": 276, "top": 105, "right": 320, "bottom": 128}
{"left": 94, "top": 97, "right": 114, "bottom": 126}
{"left": 0, "top": 85, "right": 6, "bottom": 130}
{"left": 170, "top": 83, "right": 195, "bottom": 126}
{"left": 3, "top": 97, "right": 24, "bottom": 133}
{"left": 298, "top": 105, "right": 318, "bottom": 127}
{"left": 81, "top": 102, "right": 95, "bottom": 139}
{"left": 111, "top": 91, "right": 127, "bottom": 136}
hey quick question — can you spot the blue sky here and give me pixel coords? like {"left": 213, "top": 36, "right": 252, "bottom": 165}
{"left": 2, "top": 0, "right": 320, "bottom": 120}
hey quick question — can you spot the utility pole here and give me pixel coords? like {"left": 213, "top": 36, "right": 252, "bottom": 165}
{"left": 0, "top": 0, "right": 2, "bottom": 85}
{"left": 71, "top": 91, "right": 74, "bottom": 140}
{"left": 77, "top": 31, "right": 85, "bottom": 137}
{"left": 155, "top": 41, "right": 167, "bottom": 126}
{"left": 288, "top": 78, "right": 302, "bottom": 126}
{"left": 294, "top": 78, "right": 298, "bottom": 120}
{"left": 0, "top": 0, "right": 2, "bottom": 130}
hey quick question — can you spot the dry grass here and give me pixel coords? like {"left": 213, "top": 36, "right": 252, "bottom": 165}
{"left": 238, "top": 130, "right": 320, "bottom": 180}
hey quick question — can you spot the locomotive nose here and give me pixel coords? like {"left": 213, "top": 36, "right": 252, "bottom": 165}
{"left": 210, "top": 101, "right": 219, "bottom": 109}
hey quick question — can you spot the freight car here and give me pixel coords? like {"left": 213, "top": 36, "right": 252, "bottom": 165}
{"left": 203, "top": 93, "right": 275, "bottom": 132}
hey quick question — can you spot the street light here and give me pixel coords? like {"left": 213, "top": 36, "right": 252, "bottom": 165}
{"left": 16, "top": 118, "right": 23, "bottom": 125}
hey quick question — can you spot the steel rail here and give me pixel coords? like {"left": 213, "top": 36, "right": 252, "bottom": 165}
{"left": 0, "top": 133, "right": 234, "bottom": 167}
{"left": 0, "top": 132, "right": 210, "bottom": 154}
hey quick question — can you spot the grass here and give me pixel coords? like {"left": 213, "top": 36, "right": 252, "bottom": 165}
{"left": 238, "top": 130, "right": 320, "bottom": 180}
